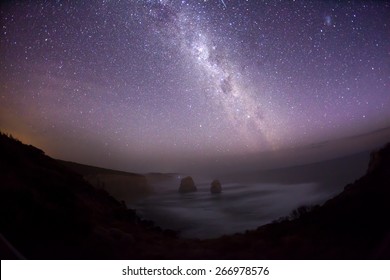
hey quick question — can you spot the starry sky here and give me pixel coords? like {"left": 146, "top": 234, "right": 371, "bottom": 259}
{"left": 1, "top": 0, "right": 390, "bottom": 173}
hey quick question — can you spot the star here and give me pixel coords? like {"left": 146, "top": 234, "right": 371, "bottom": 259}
{"left": 0, "top": 0, "right": 389, "bottom": 172}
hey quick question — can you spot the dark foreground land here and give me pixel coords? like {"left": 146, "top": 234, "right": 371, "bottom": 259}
{"left": 1, "top": 132, "right": 390, "bottom": 259}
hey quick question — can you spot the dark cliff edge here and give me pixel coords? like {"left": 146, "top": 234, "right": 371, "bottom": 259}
{"left": 0, "top": 133, "right": 176, "bottom": 259}
{"left": 1, "top": 132, "right": 390, "bottom": 259}
{"left": 194, "top": 143, "right": 390, "bottom": 259}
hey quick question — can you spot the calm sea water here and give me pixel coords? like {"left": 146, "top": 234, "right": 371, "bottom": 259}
{"left": 131, "top": 180, "right": 337, "bottom": 238}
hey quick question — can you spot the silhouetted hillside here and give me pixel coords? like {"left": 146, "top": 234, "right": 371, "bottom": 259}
{"left": 0, "top": 132, "right": 176, "bottom": 259}
{"left": 194, "top": 143, "right": 390, "bottom": 259}
{"left": 1, "top": 132, "right": 390, "bottom": 259}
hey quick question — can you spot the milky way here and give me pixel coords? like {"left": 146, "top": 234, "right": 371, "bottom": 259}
{"left": 1, "top": 1, "right": 389, "bottom": 172}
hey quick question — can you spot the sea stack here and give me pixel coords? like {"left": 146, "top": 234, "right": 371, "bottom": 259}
{"left": 210, "top": 179, "right": 222, "bottom": 194}
{"left": 179, "top": 176, "right": 197, "bottom": 193}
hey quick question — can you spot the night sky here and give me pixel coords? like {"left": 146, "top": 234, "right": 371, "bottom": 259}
{"left": 1, "top": 1, "right": 390, "bottom": 173}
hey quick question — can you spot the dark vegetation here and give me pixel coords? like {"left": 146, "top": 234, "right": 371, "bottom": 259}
{"left": 1, "top": 132, "right": 390, "bottom": 259}
{"left": 196, "top": 143, "right": 390, "bottom": 259}
{"left": 0, "top": 132, "right": 176, "bottom": 259}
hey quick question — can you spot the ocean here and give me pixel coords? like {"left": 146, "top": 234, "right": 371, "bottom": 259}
{"left": 131, "top": 180, "right": 339, "bottom": 238}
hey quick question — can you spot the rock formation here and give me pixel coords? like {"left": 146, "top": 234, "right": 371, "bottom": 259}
{"left": 178, "top": 176, "right": 197, "bottom": 193}
{"left": 210, "top": 179, "right": 222, "bottom": 194}
{"left": 3, "top": 130, "right": 390, "bottom": 259}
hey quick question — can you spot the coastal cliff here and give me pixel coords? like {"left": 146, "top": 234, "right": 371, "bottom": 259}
{"left": 1, "top": 132, "right": 390, "bottom": 259}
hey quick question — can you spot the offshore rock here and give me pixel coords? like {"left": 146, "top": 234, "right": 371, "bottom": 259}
{"left": 210, "top": 179, "right": 222, "bottom": 194}
{"left": 179, "top": 176, "right": 197, "bottom": 193}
